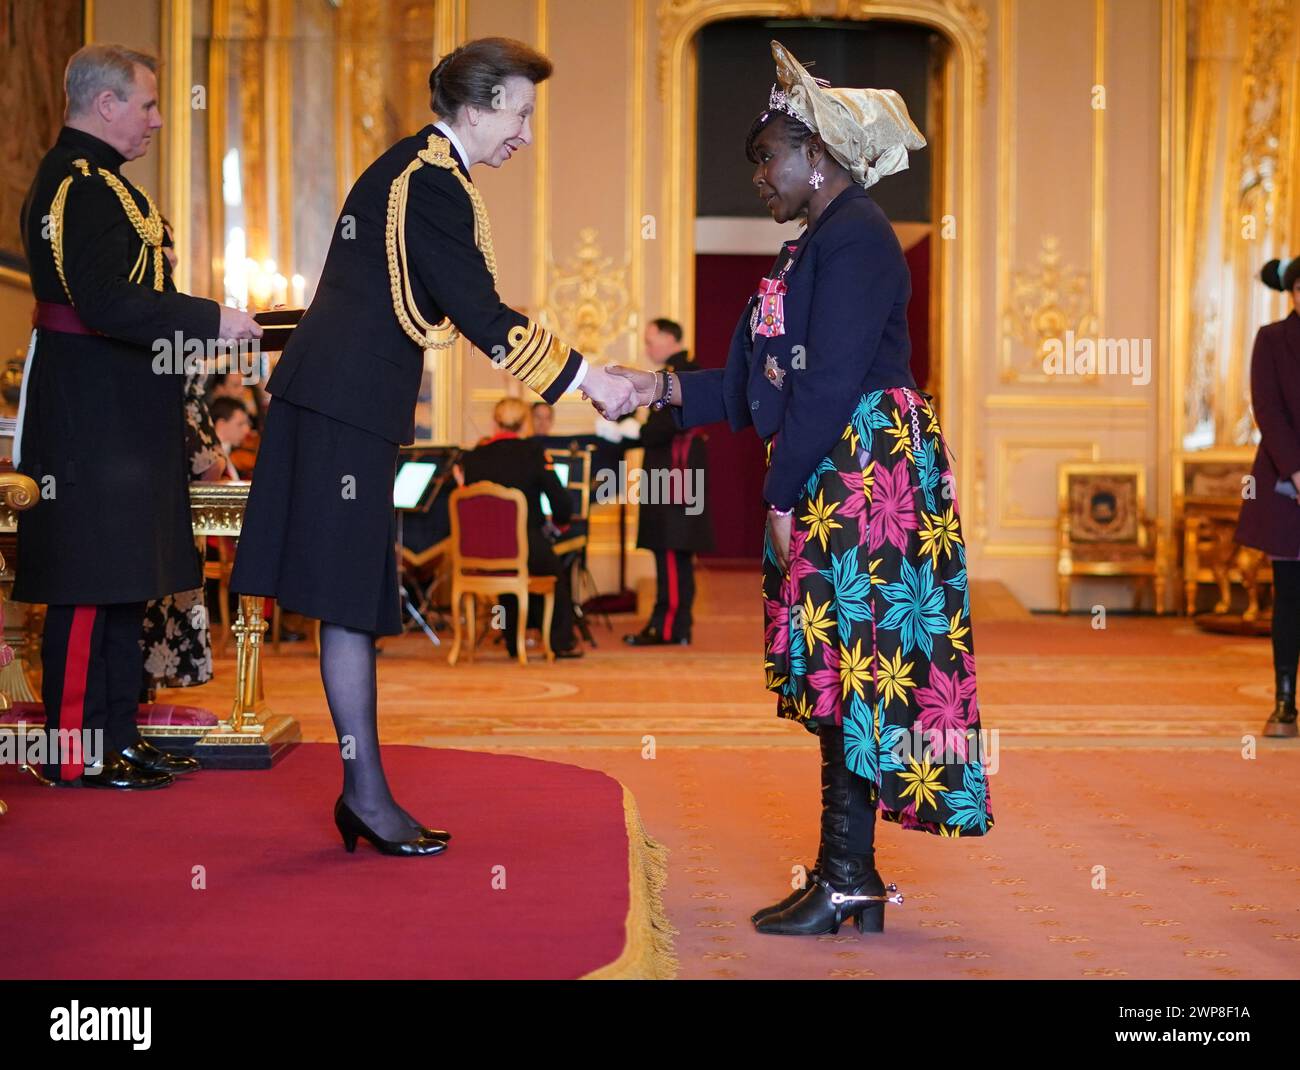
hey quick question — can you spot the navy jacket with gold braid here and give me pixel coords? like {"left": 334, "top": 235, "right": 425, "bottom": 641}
{"left": 269, "top": 124, "right": 583, "bottom": 444}
{"left": 672, "top": 185, "right": 916, "bottom": 512}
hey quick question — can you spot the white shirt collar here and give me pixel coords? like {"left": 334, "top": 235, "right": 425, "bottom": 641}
{"left": 432, "top": 121, "right": 470, "bottom": 171}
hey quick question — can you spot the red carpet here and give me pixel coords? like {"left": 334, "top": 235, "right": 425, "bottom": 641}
{"left": 0, "top": 744, "right": 651, "bottom": 979}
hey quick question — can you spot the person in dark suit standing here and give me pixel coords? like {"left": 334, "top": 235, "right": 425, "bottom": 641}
{"left": 461, "top": 398, "right": 581, "bottom": 658}
{"left": 230, "top": 37, "right": 634, "bottom": 855}
{"left": 610, "top": 41, "right": 993, "bottom": 937}
{"left": 1235, "top": 256, "right": 1300, "bottom": 738}
{"left": 15, "top": 44, "right": 261, "bottom": 788}
{"left": 624, "top": 318, "right": 713, "bottom": 646}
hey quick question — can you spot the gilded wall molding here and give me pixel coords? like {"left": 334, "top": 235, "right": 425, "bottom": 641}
{"left": 540, "top": 227, "right": 634, "bottom": 357}
{"left": 1000, "top": 235, "right": 1100, "bottom": 384}
{"left": 655, "top": 0, "right": 988, "bottom": 105}
{"left": 995, "top": 0, "right": 1107, "bottom": 386}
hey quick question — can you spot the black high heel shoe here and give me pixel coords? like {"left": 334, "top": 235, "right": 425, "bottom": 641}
{"left": 334, "top": 797, "right": 447, "bottom": 856}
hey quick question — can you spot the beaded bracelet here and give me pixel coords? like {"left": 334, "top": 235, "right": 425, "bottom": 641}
{"left": 650, "top": 369, "right": 674, "bottom": 411}
{"left": 767, "top": 504, "right": 793, "bottom": 517}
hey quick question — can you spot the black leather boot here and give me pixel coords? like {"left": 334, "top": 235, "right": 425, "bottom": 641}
{"left": 750, "top": 733, "right": 835, "bottom": 923}
{"left": 1265, "top": 667, "right": 1299, "bottom": 738}
{"left": 754, "top": 726, "right": 901, "bottom": 935}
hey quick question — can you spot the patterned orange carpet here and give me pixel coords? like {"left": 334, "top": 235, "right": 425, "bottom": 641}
{"left": 168, "top": 570, "right": 1300, "bottom": 979}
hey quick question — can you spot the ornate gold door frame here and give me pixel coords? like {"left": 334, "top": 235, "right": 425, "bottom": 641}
{"left": 656, "top": 0, "right": 986, "bottom": 506}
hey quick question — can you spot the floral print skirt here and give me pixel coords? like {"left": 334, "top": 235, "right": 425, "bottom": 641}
{"left": 762, "top": 387, "right": 994, "bottom": 837}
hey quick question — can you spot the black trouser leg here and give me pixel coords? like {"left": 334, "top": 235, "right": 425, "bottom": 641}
{"left": 649, "top": 549, "right": 694, "bottom": 641}
{"left": 671, "top": 551, "right": 695, "bottom": 640}
{"left": 102, "top": 602, "right": 147, "bottom": 754}
{"left": 549, "top": 565, "right": 576, "bottom": 651}
{"left": 40, "top": 605, "right": 109, "bottom": 781}
{"left": 1271, "top": 560, "right": 1300, "bottom": 679}
{"left": 649, "top": 550, "right": 669, "bottom": 633}
{"left": 503, "top": 585, "right": 577, "bottom": 654}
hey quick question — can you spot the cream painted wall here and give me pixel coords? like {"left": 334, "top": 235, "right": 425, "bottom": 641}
{"left": 971, "top": 0, "right": 1164, "bottom": 611}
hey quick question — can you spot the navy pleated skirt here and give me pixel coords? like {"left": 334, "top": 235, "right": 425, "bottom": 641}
{"left": 230, "top": 396, "right": 402, "bottom": 636}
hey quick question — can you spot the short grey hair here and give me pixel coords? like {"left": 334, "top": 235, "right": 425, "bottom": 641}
{"left": 64, "top": 44, "right": 159, "bottom": 120}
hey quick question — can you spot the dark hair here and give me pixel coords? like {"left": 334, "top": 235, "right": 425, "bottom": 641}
{"left": 745, "top": 109, "right": 815, "bottom": 165}
{"left": 650, "top": 317, "right": 683, "bottom": 342}
{"left": 209, "top": 396, "right": 247, "bottom": 424}
{"left": 1262, "top": 257, "right": 1300, "bottom": 293}
{"left": 429, "top": 37, "right": 553, "bottom": 119}
{"left": 531, "top": 400, "right": 552, "bottom": 411}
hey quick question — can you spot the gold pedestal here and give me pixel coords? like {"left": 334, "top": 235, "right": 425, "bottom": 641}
{"left": 190, "top": 485, "right": 300, "bottom": 768}
{"left": 0, "top": 471, "right": 39, "bottom": 816}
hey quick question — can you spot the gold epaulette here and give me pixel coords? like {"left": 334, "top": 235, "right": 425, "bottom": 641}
{"left": 50, "top": 157, "right": 165, "bottom": 301}
{"left": 386, "top": 134, "right": 489, "bottom": 357}
{"left": 385, "top": 133, "right": 573, "bottom": 396}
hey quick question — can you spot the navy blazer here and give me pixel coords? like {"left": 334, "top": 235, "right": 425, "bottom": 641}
{"left": 269, "top": 125, "right": 584, "bottom": 445}
{"left": 673, "top": 185, "right": 917, "bottom": 511}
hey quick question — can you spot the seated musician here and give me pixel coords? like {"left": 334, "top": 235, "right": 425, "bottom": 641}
{"left": 460, "top": 397, "right": 581, "bottom": 659}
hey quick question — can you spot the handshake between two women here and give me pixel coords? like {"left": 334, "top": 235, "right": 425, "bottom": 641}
{"left": 577, "top": 363, "right": 669, "bottom": 420}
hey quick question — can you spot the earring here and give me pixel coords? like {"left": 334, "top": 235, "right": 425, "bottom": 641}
{"left": 808, "top": 168, "right": 825, "bottom": 190}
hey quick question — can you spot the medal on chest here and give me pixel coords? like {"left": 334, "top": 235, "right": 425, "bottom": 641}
{"left": 764, "top": 353, "right": 785, "bottom": 389}
{"left": 752, "top": 243, "right": 798, "bottom": 340}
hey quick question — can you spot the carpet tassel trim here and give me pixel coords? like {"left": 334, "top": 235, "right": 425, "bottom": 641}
{"left": 583, "top": 784, "right": 678, "bottom": 980}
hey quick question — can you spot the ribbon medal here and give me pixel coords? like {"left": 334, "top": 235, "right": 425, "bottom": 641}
{"left": 753, "top": 275, "right": 788, "bottom": 338}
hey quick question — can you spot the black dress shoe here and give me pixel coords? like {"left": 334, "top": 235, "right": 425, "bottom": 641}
{"left": 623, "top": 627, "right": 690, "bottom": 646}
{"left": 77, "top": 752, "right": 174, "bottom": 790}
{"left": 334, "top": 797, "right": 447, "bottom": 857}
{"left": 554, "top": 647, "right": 584, "bottom": 659}
{"left": 121, "top": 739, "right": 201, "bottom": 776}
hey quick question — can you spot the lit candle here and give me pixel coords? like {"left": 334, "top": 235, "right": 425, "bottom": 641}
{"left": 272, "top": 273, "right": 288, "bottom": 307}
{"left": 291, "top": 273, "right": 306, "bottom": 308}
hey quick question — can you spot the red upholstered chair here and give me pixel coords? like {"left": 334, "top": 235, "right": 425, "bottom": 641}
{"left": 448, "top": 482, "right": 555, "bottom": 666}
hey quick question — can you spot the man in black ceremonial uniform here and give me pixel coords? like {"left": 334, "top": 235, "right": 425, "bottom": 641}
{"left": 14, "top": 44, "right": 261, "bottom": 787}
{"left": 625, "top": 319, "right": 713, "bottom": 646}
{"left": 462, "top": 398, "right": 581, "bottom": 658}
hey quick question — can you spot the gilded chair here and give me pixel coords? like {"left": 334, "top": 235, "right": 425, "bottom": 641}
{"left": 1172, "top": 448, "right": 1270, "bottom": 619}
{"left": 1057, "top": 462, "right": 1168, "bottom": 614}
{"left": 448, "top": 482, "right": 556, "bottom": 666}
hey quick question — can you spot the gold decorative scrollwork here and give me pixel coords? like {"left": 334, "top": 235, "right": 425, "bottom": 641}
{"left": 540, "top": 227, "right": 634, "bottom": 359}
{"left": 1001, "top": 235, "right": 1100, "bottom": 384}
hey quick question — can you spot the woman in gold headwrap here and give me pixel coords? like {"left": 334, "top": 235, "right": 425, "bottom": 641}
{"left": 611, "top": 41, "right": 994, "bottom": 937}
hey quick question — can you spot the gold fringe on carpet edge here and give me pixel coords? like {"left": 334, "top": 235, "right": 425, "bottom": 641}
{"left": 582, "top": 783, "right": 678, "bottom": 980}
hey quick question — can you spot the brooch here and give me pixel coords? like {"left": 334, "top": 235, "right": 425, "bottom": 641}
{"left": 764, "top": 353, "right": 785, "bottom": 389}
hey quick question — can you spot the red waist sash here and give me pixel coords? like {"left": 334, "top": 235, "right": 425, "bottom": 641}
{"left": 32, "top": 301, "right": 99, "bottom": 336}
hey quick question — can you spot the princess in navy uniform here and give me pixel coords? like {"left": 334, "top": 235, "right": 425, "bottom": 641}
{"left": 613, "top": 41, "right": 993, "bottom": 936}
{"left": 231, "top": 37, "right": 633, "bottom": 856}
